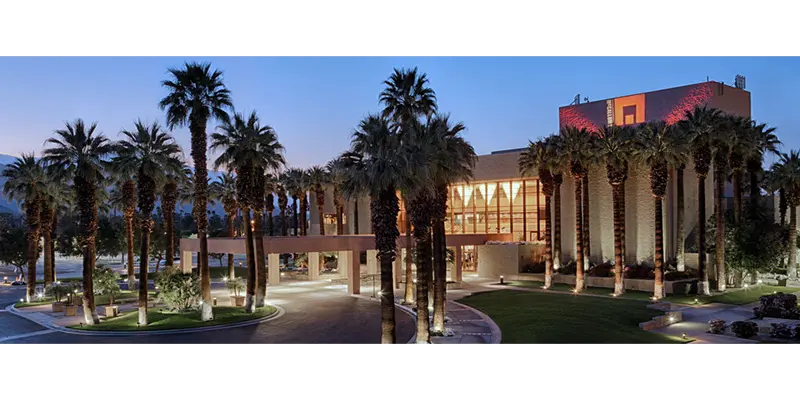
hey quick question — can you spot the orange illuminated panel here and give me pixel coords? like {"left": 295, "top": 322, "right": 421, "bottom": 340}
{"left": 613, "top": 94, "right": 645, "bottom": 126}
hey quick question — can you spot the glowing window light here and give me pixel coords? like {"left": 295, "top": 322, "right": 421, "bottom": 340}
{"left": 500, "top": 182, "right": 522, "bottom": 201}
{"left": 456, "top": 185, "right": 473, "bottom": 206}
{"left": 485, "top": 184, "right": 496, "bottom": 205}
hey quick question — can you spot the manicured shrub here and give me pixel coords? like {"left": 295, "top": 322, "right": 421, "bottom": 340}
{"left": 558, "top": 261, "right": 577, "bottom": 276}
{"left": 624, "top": 264, "right": 653, "bottom": 280}
{"left": 769, "top": 323, "right": 796, "bottom": 339}
{"left": 664, "top": 270, "right": 696, "bottom": 281}
{"left": 707, "top": 319, "right": 727, "bottom": 334}
{"left": 155, "top": 266, "right": 201, "bottom": 312}
{"left": 729, "top": 321, "right": 758, "bottom": 339}
{"left": 588, "top": 263, "right": 613, "bottom": 277}
{"left": 521, "top": 262, "right": 546, "bottom": 274}
{"left": 753, "top": 293, "right": 799, "bottom": 319}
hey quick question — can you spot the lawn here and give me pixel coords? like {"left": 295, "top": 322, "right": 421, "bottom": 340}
{"left": 507, "top": 280, "right": 654, "bottom": 301}
{"left": 667, "top": 285, "right": 800, "bottom": 305}
{"left": 70, "top": 305, "right": 277, "bottom": 331}
{"left": 458, "top": 289, "right": 685, "bottom": 344}
{"left": 14, "top": 291, "right": 155, "bottom": 309}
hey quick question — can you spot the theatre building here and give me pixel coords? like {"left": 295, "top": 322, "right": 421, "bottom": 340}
{"left": 181, "top": 80, "right": 752, "bottom": 293}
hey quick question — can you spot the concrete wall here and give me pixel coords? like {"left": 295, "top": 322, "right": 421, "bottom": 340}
{"left": 477, "top": 243, "right": 521, "bottom": 279}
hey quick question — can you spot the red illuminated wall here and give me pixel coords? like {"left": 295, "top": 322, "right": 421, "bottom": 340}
{"left": 558, "top": 81, "right": 750, "bottom": 132}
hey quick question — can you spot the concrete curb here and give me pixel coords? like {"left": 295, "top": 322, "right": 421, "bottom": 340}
{"left": 6, "top": 303, "right": 284, "bottom": 337}
{"left": 451, "top": 300, "right": 502, "bottom": 344}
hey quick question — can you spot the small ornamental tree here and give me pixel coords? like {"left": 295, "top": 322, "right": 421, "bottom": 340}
{"left": 93, "top": 265, "right": 121, "bottom": 305}
{"left": 226, "top": 276, "right": 245, "bottom": 298}
{"left": 155, "top": 266, "right": 201, "bottom": 312}
{"left": 45, "top": 283, "right": 71, "bottom": 303}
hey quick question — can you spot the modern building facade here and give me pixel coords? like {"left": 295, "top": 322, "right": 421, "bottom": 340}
{"left": 183, "top": 79, "right": 753, "bottom": 289}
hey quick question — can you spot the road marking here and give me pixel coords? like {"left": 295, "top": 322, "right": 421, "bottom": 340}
{"left": 0, "top": 330, "right": 56, "bottom": 343}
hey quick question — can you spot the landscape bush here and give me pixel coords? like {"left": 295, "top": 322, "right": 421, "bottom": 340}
{"left": 707, "top": 319, "right": 727, "bottom": 334}
{"left": 769, "top": 323, "right": 796, "bottom": 339}
{"left": 664, "top": 270, "right": 696, "bottom": 281}
{"left": 624, "top": 264, "right": 653, "bottom": 280}
{"left": 520, "top": 262, "right": 546, "bottom": 274}
{"left": 155, "top": 266, "right": 201, "bottom": 312}
{"left": 730, "top": 321, "right": 758, "bottom": 338}
{"left": 753, "top": 293, "right": 799, "bottom": 319}
{"left": 588, "top": 263, "right": 613, "bottom": 277}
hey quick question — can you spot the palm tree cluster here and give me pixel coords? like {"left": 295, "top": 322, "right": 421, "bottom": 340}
{"left": 519, "top": 105, "right": 782, "bottom": 300}
{"left": 339, "top": 67, "right": 476, "bottom": 344}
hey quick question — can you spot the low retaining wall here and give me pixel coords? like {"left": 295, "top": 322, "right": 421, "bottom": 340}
{"left": 510, "top": 273, "right": 695, "bottom": 294}
{"left": 639, "top": 310, "right": 682, "bottom": 330}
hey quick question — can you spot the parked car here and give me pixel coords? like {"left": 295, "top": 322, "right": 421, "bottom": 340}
{"left": 11, "top": 280, "right": 25, "bottom": 286}
{"left": 158, "top": 258, "right": 180, "bottom": 267}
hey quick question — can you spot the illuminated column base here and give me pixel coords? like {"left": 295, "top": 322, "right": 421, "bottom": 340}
{"left": 308, "top": 252, "right": 320, "bottom": 281}
{"left": 268, "top": 253, "right": 280, "bottom": 286}
{"left": 180, "top": 251, "right": 193, "bottom": 274}
{"left": 346, "top": 250, "right": 361, "bottom": 295}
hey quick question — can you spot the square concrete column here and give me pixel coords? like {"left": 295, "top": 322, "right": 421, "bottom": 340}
{"left": 366, "top": 249, "right": 378, "bottom": 275}
{"left": 338, "top": 250, "right": 350, "bottom": 279}
{"left": 308, "top": 252, "right": 320, "bottom": 281}
{"left": 268, "top": 253, "right": 280, "bottom": 286}
{"left": 180, "top": 251, "right": 193, "bottom": 274}
{"left": 454, "top": 246, "right": 463, "bottom": 282}
{"left": 346, "top": 250, "right": 361, "bottom": 295}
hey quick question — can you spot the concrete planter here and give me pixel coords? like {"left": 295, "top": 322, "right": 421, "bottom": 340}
{"left": 51, "top": 302, "right": 65, "bottom": 312}
{"left": 64, "top": 305, "right": 78, "bottom": 316}
{"left": 71, "top": 296, "right": 82, "bottom": 306}
{"left": 230, "top": 296, "right": 245, "bottom": 306}
{"left": 104, "top": 305, "right": 119, "bottom": 317}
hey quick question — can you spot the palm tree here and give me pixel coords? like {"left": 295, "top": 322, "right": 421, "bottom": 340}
{"left": 548, "top": 136, "right": 567, "bottom": 272}
{"left": 307, "top": 166, "right": 330, "bottom": 235}
{"left": 679, "top": 106, "right": 721, "bottom": 295}
{"left": 519, "top": 138, "right": 556, "bottom": 289}
{"left": 634, "top": 121, "right": 687, "bottom": 300}
{"left": 43, "top": 119, "right": 113, "bottom": 324}
{"left": 326, "top": 158, "right": 346, "bottom": 235}
{"left": 179, "top": 168, "right": 216, "bottom": 270}
{"left": 2, "top": 154, "right": 46, "bottom": 301}
{"left": 340, "top": 115, "right": 420, "bottom": 344}
{"left": 560, "top": 126, "right": 593, "bottom": 292}
{"left": 425, "top": 115, "right": 475, "bottom": 334}
{"left": 580, "top": 134, "right": 600, "bottom": 271}
{"left": 114, "top": 120, "right": 183, "bottom": 325}
{"left": 111, "top": 176, "right": 137, "bottom": 289}
{"left": 773, "top": 151, "right": 800, "bottom": 280}
{"left": 161, "top": 164, "right": 185, "bottom": 270}
{"left": 283, "top": 168, "right": 308, "bottom": 237}
{"left": 264, "top": 172, "right": 278, "bottom": 236}
{"left": 210, "top": 173, "right": 238, "bottom": 279}
{"left": 746, "top": 121, "right": 779, "bottom": 209}
{"left": 38, "top": 172, "right": 71, "bottom": 287}
{"left": 597, "top": 125, "right": 634, "bottom": 295}
{"left": 710, "top": 114, "right": 734, "bottom": 291}
{"left": 211, "top": 110, "right": 285, "bottom": 311}
{"left": 159, "top": 62, "right": 232, "bottom": 321}
{"left": 276, "top": 177, "right": 289, "bottom": 236}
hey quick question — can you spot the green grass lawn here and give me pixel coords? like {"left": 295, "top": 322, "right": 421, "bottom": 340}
{"left": 507, "top": 280, "right": 654, "bottom": 301}
{"left": 70, "top": 305, "right": 277, "bottom": 331}
{"left": 458, "top": 289, "right": 685, "bottom": 344}
{"left": 15, "top": 290, "right": 155, "bottom": 309}
{"left": 667, "top": 285, "right": 800, "bottom": 305}
{"left": 35, "top": 276, "right": 83, "bottom": 284}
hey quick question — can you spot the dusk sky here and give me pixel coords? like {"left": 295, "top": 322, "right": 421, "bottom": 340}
{"left": 1, "top": 57, "right": 798, "bottom": 168}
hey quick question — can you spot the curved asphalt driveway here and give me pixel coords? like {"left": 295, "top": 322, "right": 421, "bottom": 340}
{"left": 0, "top": 283, "right": 415, "bottom": 344}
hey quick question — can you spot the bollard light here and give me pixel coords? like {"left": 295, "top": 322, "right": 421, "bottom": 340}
{"left": 682, "top": 333, "right": 687, "bottom": 340}
{"left": 499, "top": 275, "right": 504, "bottom": 284}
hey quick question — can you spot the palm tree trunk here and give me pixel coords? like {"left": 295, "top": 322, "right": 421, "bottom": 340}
{"left": 318, "top": 199, "right": 325, "bottom": 236}
{"left": 300, "top": 197, "right": 308, "bottom": 236}
{"left": 408, "top": 194, "right": 432, "bottom": 343}
{"left": 163, "top": 182, "right": 177, "bottom": 268}
{"left": 280, "top": 209, "right": 287, "bottom": 236}
{"left": 582, "top": 174, "right": 590, "bottom": 270}
{"left": 715, "top": 167, "right": 726, "bottom": 291}
{"left": 293, "top": 199, "right": 299, "bottom": 236}
{"left": 190, "top": 118, "right": 213, "bottom": 322}
{"left": 138, "top": 218, "right": 152, "bottom": 326}
{"left": 51, "top": 212, "right": 58, "bottom": 283}
{"left": 676, "top": 166, "right": 686, "bottom": 272}
{"left": 654, "top": 196, "right": 665, "bottom": 299}
{"left": 553, "top": 177, "right": 562, "bottom": 270}
{"left": 243, "top": 207, "right": 256, "bottom": 312}
{"left": 544, "top": 194, "right": 554, "bottom": 289}
{"left": 254, "top": 210, "right": 267, "bottom": 307}
{"left": 227, "top": 213, "right": 235, "bottom": 279}
{"left": 373, "top": 188, "right": 399, "bottom": 344}
{"left": 613, "top": 184, "right": 624, "bottom": 295}
{"left": 24, "top": 202, "right": 39, "bottom": 302}
{"left": 733, "top": 170, "right": 743, "bottom": 226}
{"left": 77, "top": 176, "right": 99, "bottom": 325}
{"left": 620, "top": 181, "right": 626, "bottom": 265}
{"left": 41, "top": 206, "right": 54, "bottom": 288}
{"left": 432, "top": 216, "right": 446, "bottom": 333}
{"left": 574, "top": 177, "right": 585, "bottom": 292}
{"left": 780, "top": 188, "right": 787, "bottom": 226}
{"left": 403, "top": 216, "right": 414, "bottom": 304}
{"left": 353, "top": 198, "right": 360, "bottom": 234}
{"left": 337, "top": 205, "right": 344, "bottom": 235}
{"left": 697, "top": 174, "right": 710, "bottom": 295}
{"left": 125, "top": 214, "right": 135, "bottom": 289}
{"left": 267, "top": 208, "right": 274, "bottom": 236}
{"left": 790, "top": 204, "right": 798, "bottom": 279}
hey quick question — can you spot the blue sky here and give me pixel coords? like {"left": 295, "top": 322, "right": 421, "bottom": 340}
{"left": 1, "top": 57, "right": 798, "bottom": 168}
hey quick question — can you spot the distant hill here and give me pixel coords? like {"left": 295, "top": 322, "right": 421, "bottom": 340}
{"left": 0, "top": 153, "right": 19, "bottom": 165}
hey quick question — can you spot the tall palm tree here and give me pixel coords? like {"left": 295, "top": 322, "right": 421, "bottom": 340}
{"left": 111, "top": 176, "right": 137, "bottom": 288}
{"left": 276, "top": 177, "right": 289, "bottom": 236}
{"left": 710, "top": 114, "right": 734, "bottom": 291}
{"left": 43, "top": 119, "right": 113, "bottom": 324}
{"left": 2, "top": 154, "right": 46, "bottom": 301}
{"left": 425, "top": 115, "right": 475, "bottom": 334}
{"left": 773, "top": 151, "right": 800, "bottom": 280}
{"left": 548, "top": 136, "right": 567, "bottom": 272}
{"left": 519, "top": 138, "right": 556, "bottom": 289}
{"left": 340, "top": 115, "right": 420, "bottom": 344}
{"left": 679, "top": 106, "right": 720, "bottom": 295}
{"left": 326, "top": 158, "right": 346, "bottom": 235}
{"left": 746, "top": 121, "right": 779, "bottom": 209}
{"left": 159, "top": 62, "right": 232, "bottom": 321}
{"left": 38, "top": 172, "right": 71, "bottom": 287}
{"left": 212, "top": 110, "right": 285, "bottom": 310}
{"left": 580, "top": 134, "right": 600, "bottom": 270}
{"left": 161, "top": 164, "right": 185, "bottom": 270}
{"left": 307, "top": 166, "right": 330, "bottom": 235}
{"left": 379, "top": 67, "right": 438, "bottom": 341}
{"left": 264, "top": 172, "right": 278, "bottom": 236}
{"left": 210, "top": 173, "right": 238, "bottom": 279}
{"left": 283, "top": 168, "right": 308, "bottom": 237}
{"left": 597, "top": 125, "right": 634, "bottom": 295}
{"left": 114, "top": 120, "right": 183, "bottom": 325}
{"left": 560, "top": 126, "right": 593, "bottom": 292}
{"left": 634, "top": 121, "right": 686, "bottom": 299}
